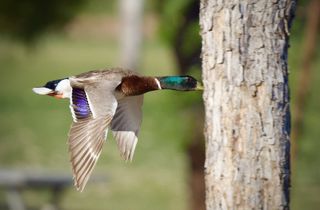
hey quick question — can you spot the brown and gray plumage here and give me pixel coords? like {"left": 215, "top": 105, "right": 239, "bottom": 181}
{"left": 32, "top": 68, "right": 203, "bottom": 191}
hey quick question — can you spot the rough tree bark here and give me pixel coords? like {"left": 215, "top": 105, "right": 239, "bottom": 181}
{"left": 200, "top": 0, "right": 295, "bottom": 209}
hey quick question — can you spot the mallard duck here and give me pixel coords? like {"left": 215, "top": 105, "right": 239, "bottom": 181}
{"left": 32, "top": 67, "right": 203, "bottom": 191}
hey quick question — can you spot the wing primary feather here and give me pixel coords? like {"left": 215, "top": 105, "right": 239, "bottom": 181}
{"left": 71, "top": 141, "right": 95, "bottom": 169}
{"left": 129, "top": 136, "right": 138, "bottom": 161}
{"left": 75, "top": 140, "right": 104, "bottom": 189}
{"left": 74, "top": 136, "right": 105, "bottom": 191}
{"left": 113, "top": 131, "right": 138, "bottom": 161}
{"left": 68, "top": 117, "right": 112, "bottom": 192}
{"left": 72, "top": 131, "right": 104, "bottom": 171}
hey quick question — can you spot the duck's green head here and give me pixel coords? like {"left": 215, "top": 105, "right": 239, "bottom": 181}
{"left": 157, "top": 76, "right": 203, "bottom": 91}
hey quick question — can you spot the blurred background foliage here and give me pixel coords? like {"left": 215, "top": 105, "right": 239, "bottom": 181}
{"left": 0, "top": 0, "right": 319, "bottom": 210}
{"left": 0, "top": 0, "right": 86, "bottom": 42}
{"left": 155, "top": 0, "right": 201, "bottom": 74}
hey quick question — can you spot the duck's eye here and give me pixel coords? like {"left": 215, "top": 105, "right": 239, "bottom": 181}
{"left": 185, "top": 77, "right": 197, "bottom": 87}
{"left": 185, "top": 77, "right": 192, "bottom": 83}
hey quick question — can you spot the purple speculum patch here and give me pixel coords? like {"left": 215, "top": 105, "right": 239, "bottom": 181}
{"left": 72, "top": 88, "right": 91, "bottom": 119}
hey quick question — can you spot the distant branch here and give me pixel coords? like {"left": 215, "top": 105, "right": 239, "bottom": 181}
{"left": 291, "top": 0, "right": 320, "bottom": 161}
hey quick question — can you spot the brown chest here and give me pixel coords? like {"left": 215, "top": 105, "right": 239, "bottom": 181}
{"left": 116, "top": 75, "right": 159, "bottom": 96}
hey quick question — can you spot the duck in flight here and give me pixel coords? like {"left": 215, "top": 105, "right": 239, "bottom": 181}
{"left": 32, "top": 68, "right": 203, "bottom": 191}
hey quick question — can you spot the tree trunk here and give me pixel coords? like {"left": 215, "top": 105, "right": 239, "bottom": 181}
{"left": 199, "top": 0, "right": 295, "bottom": 209}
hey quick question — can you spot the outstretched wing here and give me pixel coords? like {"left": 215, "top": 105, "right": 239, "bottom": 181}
{"left": 68, "top": 79, "right": 119, "bottom": 191}
{"left": 68, "top": 116, "right": 112, "bottom": 192}
{"left": 111, "top": 95, "right": 143, "bottom": 161}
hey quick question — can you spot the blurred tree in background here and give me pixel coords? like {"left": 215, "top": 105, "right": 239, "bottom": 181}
{"left": 155, "top": 1, "right": 205, "bottom": 210}
{"left": 155, "top": 0, "right": 201, "bottom": 74}
{"left": 0, "top": 0, "right": 85, "bottom": 42}
{"left": 291, "top": 0, "right": 319, "bottom": 163}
